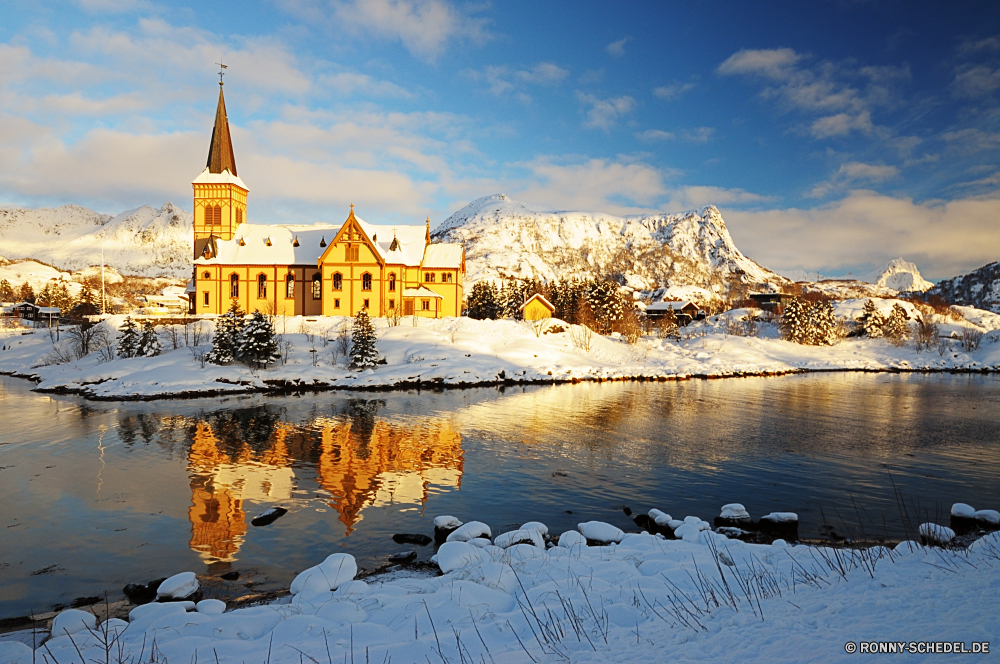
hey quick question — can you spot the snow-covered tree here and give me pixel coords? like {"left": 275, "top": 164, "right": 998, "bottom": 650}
{"left": 238, "top": 311, "right": 280, "bottom": 369}
{"left": 466, "top": 281, "right": 499, "bottom": 319}
{"left": 116, "top": 316, "right": 140, "bottom": 358}
{"left": 350, "top": 309, "right": 379, "bottom": 370}
{"left": 858, "top": 299, "right": 886, "bottom": 338}
{"left": 780, "top": 298, "right": 808, "bottom": 343}
{"left": 587, "top": 280, "right": 624, "bottom": 333}
{"left": 883, "top": 303, "right": 909, "bottom": 345}
{"left": 17, "top": 281, "right": 35, "bottom": 304}
{"left": 656, "top": 307, "right": 680, "bottom": 339}
{"left": 136, "top": 321, "right": 162, "bottom": 357}
{"left": 806, "top": 300, "right": 838, "bottom": 345}
{"left": 206, "top": 302, "right": 244, "bottom": 365}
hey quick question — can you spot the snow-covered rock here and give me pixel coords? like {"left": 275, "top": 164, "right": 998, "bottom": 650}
{"left": 290, "top": 554, "right": 357, "bottom": 595}
{"left": 494, "top": 529, "right": 544, "bottom": 549}
{"left": 433, "top": 194, "right": 787, "bottom": 294}
{"left": 519, "top": 521, "right": 548, "bottom": 536}
{"left": 674, "top": 519, "right": 711, "bottom": 541}
{"left": 435, "top": 542, "right": 485, "bottom": 573}
{"left": 952, "top": 503, "right": 976, "bottom": 518}
{"left": 446, "top": 521, "right": 492, "bottom": 542}
{"left": 196, "top": 599, "right": 226, "bottom": 615}
{"left": 869, "top": 258, "right": 933, "bottom": 292}
{"left": 974, "top": 509, "right": 1000, "bottom": 526}
{"left": 761, "top": 512, "right": 798, "bottom": 523}
{"left": 129, "top": 602, "right": 188, "bottom": 622}
{"left": 557, "top": 530, "right": 587, "bottom": 548}
{"left": 927, "top": 261, "right": 1000, "bottom": 314}
{"left": 51, "top": 609, "right": 97, "bottom": 637}
{"left": 578, "top": 521, "right": 624, "bottom": 544}
{"left": 720, "top": 503, "right": 750, "bottom": 519}
{"left": 648, "top": 509, "right": 672, "bottom": 526}
{"left": 156, "top": 572, "right": 199, "bottom": 600}
{"left": 433, "top": 515, "right": 463, "bottom": 529}
{"left": 467, "top": 537, "right": 493, "bottom": 548}
{"left": 918, "top": 523, "right": 955, "bottom": 544}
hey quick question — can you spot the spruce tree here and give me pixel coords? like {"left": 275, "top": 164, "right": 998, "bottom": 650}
{"left": 883, "top": 303, "right": 909, "bottom": 345}
{"left": 810, "top": 300, "right": 838, "bottom": 345}
{"left": 466, "top": 281, "right": 499, "bottom": 319}
{"left": 859, "top": 299, "right": 886, "bottom": 338}
{"left": 136, "top": 320, "right": 162, "bottom": 357}
{"left": 587, "top": 280, "right": 624, "bottom": 333}
{"left": 116, "top": 316, "right": 140, "bottom": 358}
{"left": 238, "top": 311, "right": 280, "bottom": 369}
{"left": 657, "top": 307, "right": 679, "bottom": 339}
{"left": 0, "top": 279, "right": 14, "bottom": 301}
{"left": 206, "top": 301, "right": 244, "bottom": 365}
{"left": 350, "top": 309, "right": 379, "bottom": 370}
{"left": 780, "top": 298, "right": 808, "bottom": 343}
{"left": 17, "top": 282, "right": 35, "bottom": 304}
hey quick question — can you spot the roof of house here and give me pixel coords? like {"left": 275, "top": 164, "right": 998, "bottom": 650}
{"left": 402, "top": 286, "right": 443, "bottom": 298}
{"left": 519, "top": 293, "right": 555, "bottom": 312}
{"left": 421, "top": 243, "right": 463, "bottom": 268}
{"left": 646, "top": 300, "right": 698, "bottom": 311}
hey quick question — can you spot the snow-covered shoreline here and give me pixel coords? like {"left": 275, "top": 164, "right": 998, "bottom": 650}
{"left": 2, "top": 303, "right": 999, "bottom": 402}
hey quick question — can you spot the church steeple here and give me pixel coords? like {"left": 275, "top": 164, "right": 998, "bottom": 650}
{"left": 206, "top": 82, "right": 237, "bottom": 175}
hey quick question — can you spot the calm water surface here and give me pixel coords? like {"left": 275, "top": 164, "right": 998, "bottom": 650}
{"left": 1, "top": 373, "right": 999, "bottom": 618}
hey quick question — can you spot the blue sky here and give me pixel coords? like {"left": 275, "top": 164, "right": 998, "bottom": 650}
{"left": 1, "top": 0, "right": 999, "bottom": 280}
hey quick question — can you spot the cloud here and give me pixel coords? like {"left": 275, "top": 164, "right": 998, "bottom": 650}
{"left": 681, "top": 127, "right": 714, "bottom": 143}
{"left": 465, "top": 62, "right": 569, "bottom": 97}
{"left": 941, "top": 127, "right": 1000, "bottom": 152}
{"left": 668, "top": 185, "right": 776, "bottom": 209}
{"left": 653, "top": 83, "right": 694, "bottom": 100}
{"left": 605, "top": 37, "right": 630, "bottom": 58}
{"left": 808, "top": 161, "right": 899, "bottom": 198}
{"left": 576, "top": 92, "right": 635, "bottom": 130}
{"left": 726, "top": 191, "right": 1000, "bottom": 281}
{"left": 74, "top": 0, "right": 151, "bottom": 11}
{"left": 636, "top": 129, "right": 675, "bottom": 142}
{"left": 284, "top": 0, "right": 491, "bottom": 62}
{"left": 952, "top": 64, "right": 1000, "bottom": 99}
{"left": 717, "top": 47, "right": 908, "bottom": 139}
{"left": 957, "top": 36, "right": 1000, "bottom": 56}
{"left": 318, "top": 72, "right": 412, "bottom": 97}
{"left": 516, "top": 157, "right": 669, "bottom": 213}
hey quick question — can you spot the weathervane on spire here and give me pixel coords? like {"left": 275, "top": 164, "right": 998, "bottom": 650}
{"left": 216, "top": 60, "right": 228, "bottom": 85}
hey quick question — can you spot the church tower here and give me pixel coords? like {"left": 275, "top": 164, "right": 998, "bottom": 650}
{"left": 192, "top": 80, "right": 248, "bottom": 260}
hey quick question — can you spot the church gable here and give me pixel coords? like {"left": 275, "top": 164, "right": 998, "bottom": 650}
{"left": 319, "top": 206, "right": 384, "bottom": 267}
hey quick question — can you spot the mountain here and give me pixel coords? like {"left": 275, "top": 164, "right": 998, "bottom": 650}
{"left": 432, "top": 194, "right": 788, "bottom": 296}
{"left": 926, "top": 261, "right": 1000, "bottom": 313}
{"left": 0, "top": 203, "right": 193, "bottom": 279}
{"left": 868, "top": 258, "right": 933, "bottom": 292}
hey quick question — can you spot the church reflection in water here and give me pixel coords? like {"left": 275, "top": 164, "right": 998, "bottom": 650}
{"left": 185, "top": 400, "right": 464, "bottom": 563}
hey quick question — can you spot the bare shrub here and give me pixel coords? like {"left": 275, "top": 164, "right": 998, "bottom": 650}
{"left": 190, "top": 346, "right": 208, "bottom": 368}
{"left": 336, "top": 323, "right": 351, "bottom": 360}
{"left": 165, "top": 324, "right": 181, "bottom": 350}
{"left": 388, "top": 306, "right": 403, "bottom": 327}
{"left": 913, "top": 315, "right": 939, "bottom": 352}
{"left": 277, "top": 336, "right": 293, "bottom": 364}
{"left": 569, "top": 323, "right": 594, "bottom": 352}
{"left": 618, "top": 307, "right": 643, "bottom": 344}
{"left": 960, "top": 327, "right": 984, "bottom": 352}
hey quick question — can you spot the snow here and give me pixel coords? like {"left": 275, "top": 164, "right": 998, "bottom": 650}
{"left": 918, "top": 523, "right": 955, "bottom": 544}
{"left": 290, "top": 554, "right": 358, "bottom": 595}
{"left": 578, "top": 521, "right": 624, "bottom": 543}
{"left": 974, "top": 510, "right": 1000, "bottom": 525}
{"left": 51, "top": 608, "right": 97, "bottom": 636}
{"left": 720, "top": 503, "right": 750, "bottom": 519}
{"left": 191, "top": 167, "right": 248, "bottom": 190}
{"left": 433, "top": 515, "right": 463, "bottom": 529}
{"left": 157, "top": 571, "right": 199, "bottom": 599}
{"left": 952, "top": 503, "right": 976, "bottom": 518}
{"left": 23, "top": 530, "right": 1000, "bottom": 664}
{"left": 761, "top": 512, "right": 799, "bottom": 523}
{"left": 557, "top": 530, "right": 587, "bottom": 548}
{"left": 494, "top": 528, "right": 544, "bottom": 549}
{"left": 446, "top": 521, "right": 492, "bottom": 542}
{"left": 648, "top": 509, "right": 672, "bottom": 526}
{"left": 869, "top": 258, "right": 933, "bottom": 292}
{"left": 520, "top": 521, "right": 549, "bottom": 536}
{"left": 197, "top": 599, "right": 227, "bottom": 615}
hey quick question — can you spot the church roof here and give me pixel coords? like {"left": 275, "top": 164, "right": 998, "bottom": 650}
{"left": 206, "top": 83, "right": 237, "bottom": 176}
{"left": 421, "top": 243, "right": 463, "bottom": 267}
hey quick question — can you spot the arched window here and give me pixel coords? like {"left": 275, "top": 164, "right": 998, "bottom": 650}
{"left": 202, "top": 271, "right": 210, "bottom": 279}
{"left": 333, "top": 272, "right": 343, "bottom": 291}
{"left": 388, "top": 273, "right": 396, "bottom": 291}
{"left": 230, "top": 273, "right": 239, "bottom": 298}
{"left": 286, "top": 273, "right": 294, "bottom": 299}
{"left": 312, "top": 273, "right": 322, "bottom": 300}
{"left": 257, "top": 274, "right": 267, "bottom": 298}
{"left": 362, "top": 272, "right": 372, "bottom": 291}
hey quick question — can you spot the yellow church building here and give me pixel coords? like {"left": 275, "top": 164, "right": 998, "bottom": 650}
{"left": 189, "top": 81, "right": 465, "bottom": 318}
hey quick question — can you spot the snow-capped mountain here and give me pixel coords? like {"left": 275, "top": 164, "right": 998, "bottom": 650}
{"left": 868, "top": 258, "right": 933, "bottom": 292}
{"left": 926, "top": 261, "right": 1000, "bottom": 313}
{"left": 432, "top": 194, "right": 788, "bottom": 294}
{"left": 0, "top": 203, "right": 193, "bottom": 279}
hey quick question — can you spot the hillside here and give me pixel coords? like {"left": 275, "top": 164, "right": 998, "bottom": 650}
{"left": 432, "top": 194, "right": 789, "bottom": 295}
{"left": 0, "top": 203, "right": 193, "bottom": 279}
{"left": 926, "top": 261, "right": 1000, "bottom": 313}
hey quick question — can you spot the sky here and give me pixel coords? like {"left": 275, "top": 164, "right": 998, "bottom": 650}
{"left": 1, "top": 1, "right": 999, "bottom": 281}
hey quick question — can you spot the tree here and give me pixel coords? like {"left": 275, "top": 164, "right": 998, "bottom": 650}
{"left": 883, "top": 303, "right": 909, "bottom": 345}
{"left": 206, "top": 303, "right": 244, "bottom": 365}
{"left": 36, "top": 284, "right": 53, "bottom": 307}
{"left": 858, "top": 299, "right": 885, "bottom": 338}
{"left": 0, "top": 279, "right": 14, "bottom": 301}
{"left": 656, "top": 307, "right": 679, "bottom": 339}
{"left": 135, "top": 321, "right": 162, "bottom": 357}
{"left": 587, "top": 279, "right": 624, "bottom": 333}
{"left": 17, "top": 281, "right": 35, "bottom": 304}
{"left": 349, "top": 309, "right": 379, "bottom": 370}
{"left": 780, "top": 298, "right": 808, "bottom": 343}
{"left": 466, "top": 281, "right": 499, "bottom": 320}
{"left": 238, "top": 311, "right": 280, "bottom": 369}
{"left": 116, "top": 316, "right": 140, "bottom": 358}
{"left": 806, "top": 300, "right": 838, "bottom": 345}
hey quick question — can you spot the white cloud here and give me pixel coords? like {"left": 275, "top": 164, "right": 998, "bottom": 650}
{"left": 318, "top": 72, "right": 412, "bottom": 97}
{"left": 516, "top": 157, "right": 669, "bottom": 214}
{"left": 465, "top": 62, "right": 569, "bottom": 97}
{"left": 668, "top": 185, "right": 776, "bottom": 209}
{"left": 74, "top": 0, "right": 151, "bottom": 12}
{"left": 727, "top": 191, "right": 1000, "bottom": 281}
{"left": 576, "top": 92, "right": 635, "bottom": 130}
{"left": 941, "top": 127, "right": 1000, "bottom": 152}
{"left": 636, "top": 129, "right": 675, "bottom": 142}
{"left": 952, "top": 64, "right": 1000, "bottom": 99}
{"left": 681, "top": 127, "right": 714, "bottom": 143}
{"left": 653, "top": 83, "right": 694, "bottom": 100}
{"left": 808, "top": 161, "right": 899, "bottom": 198}
{"left": 605, "top": 37, "right": 630, "bottom": 58}
{"left": 809, "top": 111, "right": 873, "bottom": 138}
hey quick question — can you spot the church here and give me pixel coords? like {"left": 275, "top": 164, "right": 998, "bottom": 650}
{"left": 188, "top": 80, "right": 465, "bottom": 318}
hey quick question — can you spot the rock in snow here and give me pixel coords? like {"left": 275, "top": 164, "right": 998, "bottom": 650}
{"left": 557, "top": 530, "right": 587, "bottom": 548}
{"left": 974, "top": 509, "right": 1000, "bottom": 526}
{"left": 435, "top": 541, "right": 485, "bottom": 573}
{"left": 433, "top": 515, "right": 463, "bottom": 529}
{"left": 648, "top": 509, "right": 672, "bottom": 526}
{"left": 290, "top": 554, "right": 357, "bottom": 595}
{"left": 919, "top": 523, "right": 955, "bottom": 544}
{"left": 760, "top": 512, "right": 798, "bottom": 523}
{"left": 51, "top": 609, "right": 97, "bottom": 637}
{"left": 577, "top": 521, "right": 624, "bottom": 544}
{"left": 494, "top": 529, "right": 544, "bottom": 549}
{"left": 720, "top": 503, "right": 750, "bottom": 519}
{"left": 951, "top": 503, "right": 976, "bottom": 518}
{"left": 156, "top": 572, "right": 199, "bottom": 600}
{"left": 446, "top": 521, "right": 492, "bottom": 542}
{"left": 196, "top": 599, "right": 226, "bottom": 615}
{"left": 519, "top": 521, "right": 549, "bottom": 536}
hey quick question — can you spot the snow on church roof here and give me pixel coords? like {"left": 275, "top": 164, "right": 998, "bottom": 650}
{"left": 193, "top": 168, "right": 248, "bottom": 191}
{"left": 422, "top": 243, "right": 463, "bottom": 267}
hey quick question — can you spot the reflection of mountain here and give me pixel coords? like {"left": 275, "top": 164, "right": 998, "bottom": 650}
{"left": 184, "top": 402, "right": 464, "bottom": 561}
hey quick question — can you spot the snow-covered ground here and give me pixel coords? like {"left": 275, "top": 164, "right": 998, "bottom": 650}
{"left": 3, "top": 520, "right": 998, "bottom": 664}
{"left": 1, "top": 302, "right": 999, "bottom": 400}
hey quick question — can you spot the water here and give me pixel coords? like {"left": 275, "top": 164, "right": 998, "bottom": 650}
{"left": 2, "top": 372, "right": 999, "bottom": 618}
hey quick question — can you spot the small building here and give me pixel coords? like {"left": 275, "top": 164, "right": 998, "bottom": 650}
{"left": 749, "top": 293, "right": 796, "bottom": 313}
{"left": 401, "top": 286, "right": 444, "bottom": 317}
{"left": 520, "top": 293, "right": 555, "bottom": 321}
{"left": 10, "top": 302, "right": 61, "bottom": 326}
{"left": 645, "top": 300, "right": 701, "bottom": 326}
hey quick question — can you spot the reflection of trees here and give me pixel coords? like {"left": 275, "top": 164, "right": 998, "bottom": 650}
{"left": 203, "top": 407, "right": 285, "bottom": 455}
{"left": 117, "top": 413, "right": 160, "bottom": 446}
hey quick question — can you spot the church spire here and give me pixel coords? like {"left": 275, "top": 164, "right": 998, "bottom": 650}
{"left": 206, "top": 82, "right": 237, "bottom": 176}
